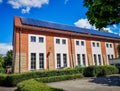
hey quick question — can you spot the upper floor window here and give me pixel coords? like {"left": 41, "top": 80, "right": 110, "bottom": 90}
{"left": 76, "top": 41, "right": 79, "bottom": 45}
{"left": 56, "top": 39, "right": 60, "bottom": 44}
{"left": 110, "top": 44, "right": 112, "bottom": 48}
{"left": 97, "top": 43, "right": 99, "bottom": 47}
{"left": 62, "top": 39, "right": 66, "bottom": 44}
{"left": 39, "top": 37, "right": 44, "bottom": 43}
{"left": 81, "top": 41, "right": 84, "bottom": 46}
{"left": 92, "top": 42, "right": 95, "bottom": 47}
{"left": 106, "top": 44, "right": 109, "bottom": 48}
{"left": 31, "top": 36, "right": 36, "bottom": 42}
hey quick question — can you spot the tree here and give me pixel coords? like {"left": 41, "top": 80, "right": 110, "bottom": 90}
{"left": 3, "top": 50, "right": 13, "bottom": 68}
{"left": 84, "top": 0, "right": 120, "bottom": 29}
{"left": 0, "top": 54, "right": 4, "bottom": 69}
{"left": 117, "top": 44, "right": 120, "bottom": 58}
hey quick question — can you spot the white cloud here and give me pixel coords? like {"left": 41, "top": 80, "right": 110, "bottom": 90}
{"left": 74, "top": 18, "right": 113, "bottom": 33}
{"left": 74, "top": 18, "right": 94, "bottom": 29}
{"left": 8, "top": 0, "right": 49, "bottom": 14}
{"left": 64, "top": 0, "right": 69, "bottom": 4}
{"left": 0, "top": 0, "right": 2, "bottom": 3}
{"left": 0, "top": 43, "right": 12, "bottom": 55}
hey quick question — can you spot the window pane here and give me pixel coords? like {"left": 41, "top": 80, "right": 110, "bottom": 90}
{"left": 110, "top": 44, "right": 112, "bottom": 48}
{"left": 77, "top": 54, "right": 81, "bottom": 65}
{"left": 82, "top": 54, "right": 86, "bottom": 66}
{"left": 92, "top": 42, "right": 95, "bottom": 47}
{"left": 97, "top": 43, "right": 99, "bottom": 47}
{"left": 108, "top": 55, "right": 110, "bottom": 60}
{"left": 111, "top": 55, "right": 113, "bottom": 59}
{"left": 57, "top": 54, "right": 61, "bottom": 68}
{"left": 106, "top": 44, "right": 109, "bottom": 48}
{"left": 76, "top": 41, "right": 79, "bottom": 45}
{"left": 31, "top": 36, "right": 36, "bottom": 42}
{"left": 39, "top": 53, "right": 44, "bottom": 69}
{"left": 81, "top": 41, "right": 84, "bottom": 46}
{"left": 56, "top": 39, "right": 60, "bottom": 44}
{"left": 98, "top": 54, "right": 101, "bottom": 65}
{"left": 39, "top": 37, "right": 44, "bottom": 43}
{"left": 63, "top": 54, "right": 67, "bottom": 67}
{"left": 31, "top": 53, "right": 36, "bottom": 70}
{"left": 62, "top": 39, "right": 66, "bottom": 44}
{"left": 94, "top": 54, "right": 97, "bottom": 65}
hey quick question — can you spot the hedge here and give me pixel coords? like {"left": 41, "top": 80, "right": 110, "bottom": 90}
{"left": 35, "top": 74, "right": 83, "bottom": 83}
{"left": 83, "top": 65, "right": 118, "bottom": 77}
{"left": 17, "top": 79, "right": 64, "bottom": 91}
{"left": 0, "top": 68, "right": 84, "bottom": 87}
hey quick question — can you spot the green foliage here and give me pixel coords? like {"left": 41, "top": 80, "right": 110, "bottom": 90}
{"left": 3, "top": 50, "right": 13, "bottom": 68}
{"left": 0, "top": 54, "right": 4, "bottom": 69}
{"left": 117, "top": 44, "right": 120, "bottom": 58}
{"left": 84, "top": 0, "right": 120, "bottom": 29}
{"left": 17, "top": 79, "right": 64, "bottom": 91}
{"left": 83, "top": 65, "right": 118, "bottom": 77}
{"left": 36, "top": 74, "right": 83, "bottom": 83}
{"left": 0, "top": 68, "right": 84, "bottom": 86}
{"left": 0, "top": 74, "right": 7, "bottom": 86}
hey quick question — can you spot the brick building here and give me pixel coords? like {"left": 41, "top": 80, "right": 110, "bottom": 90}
{"left": 13, "top": 16, "right": 120, "bottom": 73}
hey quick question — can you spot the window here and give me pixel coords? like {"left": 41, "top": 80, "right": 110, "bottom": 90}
{"left": 76, "top": 41, "right": 79, "bottom": 45}
{"left": 81, "top": 41, "right": 84, "bottom": 46}
{"left": 31, "top": 53, "right": 36, "bottom": 70}
{"left": 62, "top": 39, "right": 66, "bottom": 44}
{"left": 63, "top": 54, "right": 67, "bottom": 67}
{"left": 82, "top": 54, "right": 86, "bottom": 66}
{"left": 111, "top": 55, "right": 114, "bottom": 59}
{"left": 108, "top": 55, "right": 110, "bottom": 60}
{"left": 57, "top": 54, "right": 61, "bottom": 68}
{"left": 98, "top": 54, "right": 101, "bottom": 65}
{"left": 97, "top": 43, "right": 99, "bottom": 47}
{"left": 110, "top": 44, "right": 112, "bottom": 48}
{"left": 39, "top": 37, "right": 44, "bottom": 43}
{"left": 39, "top": 53, "right": 44, "bottom": 69}
{"left": 92, "top": 42, "right": 95, "bottom": 47}
{"left": 31, "top": 36, "right": 36, "bottom": 42}
{"left": 106, "top": 44, "right": 109, "bottom": 48}
{"left": 94, "top": 54, "right": 97, "bottom": 65}
{"left": 56, "top": 39, "right": 60, "bottom": 44}
{"left": 77, "top": 54, "right": 81, "bottom": 65}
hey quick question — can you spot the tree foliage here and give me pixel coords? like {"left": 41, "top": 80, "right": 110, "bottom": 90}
{"left": 84, "top": 0, "right": 120, "bottom": 29}
{"left": 0, "top": 54, "right": 4, "bottom": 69}
{"left": 3, "top": 50, "right": 13, "bottom": 68}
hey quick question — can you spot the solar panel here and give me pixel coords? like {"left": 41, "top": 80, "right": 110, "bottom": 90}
{"left": 20, "top": 17, "right": 120, "bottom": 39}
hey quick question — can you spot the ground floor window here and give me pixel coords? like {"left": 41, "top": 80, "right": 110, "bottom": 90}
{"left": 82, "top": 54, "right": 86, "bottom": 66}
{"left": 31, "top": 53, "right": 36, "bottom": 70}
{"left": 98, "top": 54, "right": 101, "bottom": 65}
{"left": 94, "top": 54, "right": 97, "bottom": 65}
{"left": 39, "top": 53, "right": 44, "bottom": 69}
{"left": 77, "top": 54, "right": 81, "bottom": 65}
{"left": 57, "top": 54, "right": 61, "bottom": 68}
{"left": 63, "top": 54, "right": 67, "bottom": 67}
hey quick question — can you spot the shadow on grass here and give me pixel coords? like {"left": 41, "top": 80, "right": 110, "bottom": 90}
{"left": 90, "top": 75, "right": 120, "bottom": 86}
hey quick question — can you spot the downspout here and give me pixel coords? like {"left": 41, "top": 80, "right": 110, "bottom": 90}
{"left": 19, "top": 28, "right": 22, "bottom": 73}
{"left": 70, "top": 34, "right": 74, "bottom": 68}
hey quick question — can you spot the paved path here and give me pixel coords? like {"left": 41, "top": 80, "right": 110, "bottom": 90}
{"left": 47, "top": 74, "right": 120, "bottom": 91}
{"left": 0, "top": 87, "right": 16, "bottom": 91}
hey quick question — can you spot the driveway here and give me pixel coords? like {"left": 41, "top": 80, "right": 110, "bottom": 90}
{"left": 47, "top": 74, "right": 120, "bottom": 91}
{"left": 0, "top": 87, "right": 16, "bottom": 91}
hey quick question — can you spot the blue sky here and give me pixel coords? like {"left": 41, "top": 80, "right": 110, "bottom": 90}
{"left": 0, "top": 0, "right": 120, "bottom": 54}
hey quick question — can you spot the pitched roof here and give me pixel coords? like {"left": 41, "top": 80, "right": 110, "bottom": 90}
{"left": 20, "top": 17, "right": 120, "bottom": 39}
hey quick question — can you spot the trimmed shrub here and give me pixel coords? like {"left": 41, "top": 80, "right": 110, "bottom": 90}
{"left": 17, "top": 79, "right": 64, "bottom": 91}
{"left": 0, "top": 74, "right": 7, "bottom": 86}
{"left": 83, "top": 65, "right": 118, "bottom": 77}
{"left": 36, "top": 74, "right": 83, "bottom": 83}
{"left": 0, "top": 68, "right": 83, "bottom": 87}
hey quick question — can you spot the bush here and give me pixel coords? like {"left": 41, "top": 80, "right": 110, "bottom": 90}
{"left": 83, "top": 65, "right": 118, "bottom": 77}
{"left": 36, "top": 74, "right": 83, "bottom": 83}
{"left": 0, "top": 74, "right": 7, "bottom": 86}
{"left": 0, "top": 68, "right": 84, "bottom": 87}
{"left": 17, "top": 79, "right": 64, "bottom": 91}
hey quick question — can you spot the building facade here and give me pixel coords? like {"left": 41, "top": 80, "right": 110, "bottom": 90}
{"left": 13, "top": 16, "right": 120, "bottom": 73}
